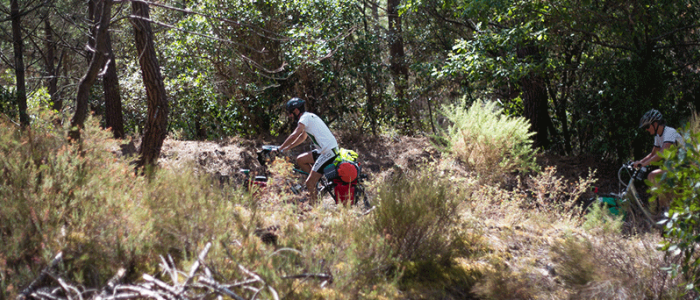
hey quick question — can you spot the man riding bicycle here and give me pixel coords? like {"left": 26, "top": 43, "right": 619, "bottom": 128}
{"left": 276, "top": 98, "right": 339, "bottom": 205}
{"left": 633, "top": 109, "right": 684, "bottom": 212}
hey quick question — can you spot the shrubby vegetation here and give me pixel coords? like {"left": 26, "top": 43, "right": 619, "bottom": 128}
{"left": 2, "top": 110, "right": 694, "bottom": 299}
{"left": 655, "top": 113, "right": 700, "bottom": 293}
{"left": 441, "top": 98, "right": 539, "bottom": 181}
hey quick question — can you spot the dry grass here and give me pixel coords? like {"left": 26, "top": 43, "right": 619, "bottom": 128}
{"left": 0, "top": 109, "right": 692, "bottom": 299}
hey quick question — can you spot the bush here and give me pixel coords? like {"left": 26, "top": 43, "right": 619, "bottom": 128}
{"left": 440, "top": 98, "right": 539, "bottom": 181}
{"left": 368, "top": 166, "right": 479, "bottom": 297}
{"left": 0, "top": 111, "right": 248, "bottom": 296}
{"left": 550, "top": 233, "right": 682, "bottom": 299}
{"left": 655, "top": 120, "right": 700, "bottom": 293}
{"left": 0, "top": 111, "right": 152, "bottom": 288}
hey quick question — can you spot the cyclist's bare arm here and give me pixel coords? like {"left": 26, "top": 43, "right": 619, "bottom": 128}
{"left": 279, "top": 123, "right": 307, "bottom": 152}
{"left": 636, "top": 142, "right": 675, "bottom": 168}
{"left": 636, "top": 149, "right": 657, "bottom": 168}
{"left": 635, "top": 147, "right": 659, "bottom": 168}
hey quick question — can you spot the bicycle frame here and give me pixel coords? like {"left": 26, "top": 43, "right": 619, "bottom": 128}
{"left": 254, "top": 145, "right": 371, "bottom": 209}
{"left": 616, "top": 163, "right": 654, "bottom": 224}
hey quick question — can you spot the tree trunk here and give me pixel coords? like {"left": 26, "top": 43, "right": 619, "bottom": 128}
{"left": 517, "top": 44, "right": 552, "bottom": 149}
{"left": 70, "top": 0, "right": 113, "bottom": 139}
{"left": 87, "top": 0, "right": 96, "bottom": 63}
{"left": 363, "top": 72, "right": 378, "bottom": 136}
{"left": 44, "top": 15, "right": 61, "bottom": 111}
{"left": 131, "top": 1, "right": 169, "bottom": 168}
{"left": 11, "top": 0, "right": 29, "bottom": 127}
{"left": 387, "top": 0, "right": 411, "bottom": 131}
{"left": 102, "top": 23, "right": 125, "bottom": 139}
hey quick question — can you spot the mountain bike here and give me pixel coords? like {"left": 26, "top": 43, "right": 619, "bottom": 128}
{"left": 241, "top": 145, "right": 372, "bottom": 210}
{"left": 590, "top": 162, "right": 656, "bottom": 227}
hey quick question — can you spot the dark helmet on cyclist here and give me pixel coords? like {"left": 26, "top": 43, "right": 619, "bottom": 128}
{"left": 639, "top": 109, "right": 663, "bottom": 129}
{"left": 286, "top": 98, "right": 305, "bottom": 114}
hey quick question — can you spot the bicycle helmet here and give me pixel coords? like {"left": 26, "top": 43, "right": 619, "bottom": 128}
{"left": 639, "top": 109, "right": 663, "bottom": 129}
{"left": 286, "top": 98, "right": 305, "bottom": 114}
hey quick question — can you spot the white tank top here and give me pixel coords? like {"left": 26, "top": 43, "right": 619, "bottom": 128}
{"left": 298, "top": 112, "right": 338, "bottom": 154}
{"left": 654, "top": 126, "right": 684, "bottom": 148}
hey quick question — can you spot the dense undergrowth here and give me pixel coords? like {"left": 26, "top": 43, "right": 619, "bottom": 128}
{"left": 0, "top": 109, "right": 692, "bottom": 299}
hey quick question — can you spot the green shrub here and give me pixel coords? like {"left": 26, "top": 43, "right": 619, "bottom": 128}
{"left": 440, "top": 98, "right": 539, "bottom": 181}
{"left": 581, "top": 202, "right": 624, "bottom": 235}
{"left": 655, "top": 125, "right": 700, "bottom": 292}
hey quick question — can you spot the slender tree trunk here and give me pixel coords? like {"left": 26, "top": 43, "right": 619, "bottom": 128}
{"left": 44, "top": 16, "right": 61, "bottom": 111}
{"left": 362, "top": 73, "right": 378, "bottom": 136}
{"left": 387, "top": 0, "right": 410, "bottom": 131}
{"left": 87, "top": 0, "right": 96, "bottom": 63}
{"left": 11, "top": 0, "right": 29, "bottom": 127}
{"left": 131, "top": 1, "right": 169, "bottom": 168}
{"left": 517, "top": 44, "right": 552, "bottom": 149}
{"left": 70, "top": 0, "right": 113, "bottom": 139}
{"left": 102, "top": 24, "right": 125, "bottom": 139}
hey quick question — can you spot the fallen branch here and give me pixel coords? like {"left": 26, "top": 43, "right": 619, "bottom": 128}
{"left": 18, "top": 243, "right": 287, "bottom": 300}
{"left": 18, "top": 252, "right": 64, "bottom": 300}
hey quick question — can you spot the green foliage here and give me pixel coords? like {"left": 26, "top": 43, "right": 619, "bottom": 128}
{"left": 0, "top": 85, "right": 17, "bottom": 120}
{"left": 441, "top": 98, "right": 539, "bottom": 180}
{"left": 655, "top": 126, "right": 700, "bottom": 293}
{"left": 146, "top": 0, "right": 383, "bottom": 138}
{"left": 582, "top": 202, "right": 624, "bottom": 235}
{"left": 430, "top": 0, "right": 700, "bottom": 160}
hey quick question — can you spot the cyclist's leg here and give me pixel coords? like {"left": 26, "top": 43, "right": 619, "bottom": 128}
{"left": 646, "top": 168, "right": 663, "bottom": 185}
{"left": 306, "top": 151, "right": 337, "bottom": 205}
{"left": 297, "top": 150, "right": 317, "bottom": 174}
{"left": 305, "top": 171, "right": 323, "bottom": 205}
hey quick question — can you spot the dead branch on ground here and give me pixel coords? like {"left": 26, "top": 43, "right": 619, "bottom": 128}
{"left": 17, "top": 243, "right": 281, "bottom": 300}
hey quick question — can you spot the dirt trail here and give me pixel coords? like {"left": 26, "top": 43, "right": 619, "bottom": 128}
{"left": 157, "top": 134, "right": 620, "bottom": 194}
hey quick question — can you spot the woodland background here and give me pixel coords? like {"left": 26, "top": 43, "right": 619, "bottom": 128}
{"left": 3, "top": 0, "right": 699, "bottom": 163}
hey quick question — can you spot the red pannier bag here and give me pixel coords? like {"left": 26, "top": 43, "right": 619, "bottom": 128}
{"left": 333, "top": 180, "right": 356, "bottom": 205}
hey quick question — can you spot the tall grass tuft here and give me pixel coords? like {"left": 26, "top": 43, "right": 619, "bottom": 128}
{"left": 368, "top": 165, "right": 480, "bottom": 298}
{"left": 440, "top": 98, "right": 539, "bottom": 181}
{"left": 550, "top": 232, "right": 683, "bottom": 299}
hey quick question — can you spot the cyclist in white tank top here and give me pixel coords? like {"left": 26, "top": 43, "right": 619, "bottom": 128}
{"left": 633, "top": 109, "right": 684, "bottom": 211}
{"left": 278, "top": 98, "right": 339, "bottom": 205}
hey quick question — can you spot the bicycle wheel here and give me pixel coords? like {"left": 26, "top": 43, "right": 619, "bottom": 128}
{"left": 622, "top": 184, "right": 655, "bottom": 227}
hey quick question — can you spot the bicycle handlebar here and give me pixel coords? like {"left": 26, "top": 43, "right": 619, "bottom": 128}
{"left": 261, "top": 145, "right": 280, "bottom": 152}
{"left": 257, "top": 145, "right": 281, "bottom": 168}
{"left": 618, "top": 161, "right": 648, "bottom": 188}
